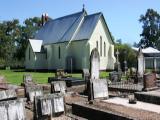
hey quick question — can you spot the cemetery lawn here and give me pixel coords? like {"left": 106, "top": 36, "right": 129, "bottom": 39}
{"left": 0, "top": 69, "right": 109, "bottom": 85}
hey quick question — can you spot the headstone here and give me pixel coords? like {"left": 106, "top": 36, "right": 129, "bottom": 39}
{"left": 25, "top": 85, "right": 43, "bottom": 102}
{"left": 51, "top": 81, "right": 66, "bottom": 94}
{"left": 143, "top": 73, "right": 158, "bottom": 91}
{"left": 138, "top": 48, "right": 144, "bottom": 77}
{"left": 0, "top": 90, "right": 17, "bottom": 101}
{"left": 34, "top": 93, "right": 64, "bottom": 119}
{"left": 90, "top": 48, "right": 100, "bottom": 79}
{"left": 109, "top": 71, "right": 121, "bottom": 82}
{"left": 92, "top": 79, "right": 108, "bottom": 99}
{"left": 82, "top": 68, "right": 90, "bottom": 81}
{"left": 23, "top": 74, "right": 33, "bottom": 84}
{"left": 0, "top": 99, "right": 26, "bottom": 120}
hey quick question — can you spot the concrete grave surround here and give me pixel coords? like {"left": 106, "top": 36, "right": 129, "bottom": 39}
{"left": 90, "top": 48, "right": 100, "bottom": 79}
{"left": 92, "top": 79, "right": 108, "bottom": 99}
{"left": 138, "top": 48, "right": 144, "bottom": 77}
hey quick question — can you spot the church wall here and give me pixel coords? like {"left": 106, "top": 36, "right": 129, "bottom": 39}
{"left": 89, "top": 17, "right": 115, "bottom": 70}
{"left": 25, "top": 44, "right": 36, "bottom": 69}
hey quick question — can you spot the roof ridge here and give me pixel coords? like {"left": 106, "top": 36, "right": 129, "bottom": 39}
{"left": 51, "top": 11, "right": 84, "bottom": 21}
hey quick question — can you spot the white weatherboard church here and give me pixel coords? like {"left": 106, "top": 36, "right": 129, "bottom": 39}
{"left": 25, "top": 9, "right": 116, "bottom": 71}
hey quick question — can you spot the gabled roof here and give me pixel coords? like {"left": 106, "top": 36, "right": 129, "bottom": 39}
{"left": 35, "top": 10, "right": 113, "bottom": 45}
{"left": 35, "top": 11, "right": 85, "bottom": 44}
{"left": 29, "top": 39, "right": 43, "bottom": 52}
{"left": 73, "top": 12, "right": 102, "bottom": 41}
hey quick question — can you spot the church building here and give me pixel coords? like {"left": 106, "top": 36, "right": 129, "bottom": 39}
{"left": 25, "top": 9, "right": 116, "bottom": 71}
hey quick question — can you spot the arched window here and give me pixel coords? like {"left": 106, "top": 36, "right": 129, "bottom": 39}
{"left": 100, "top": 36, "right": 102, "bottom": 56}
{"left": 29, "top": 48, "right": 30, "bottom": 60}
{"left": 58, "top": 46, "right": 61, "bottom": 59}
{"left": 104, "top": 42, "right": 106, "bottom": 57}
{"left": 96, "top": 41, "right": 98, "bottom": 50}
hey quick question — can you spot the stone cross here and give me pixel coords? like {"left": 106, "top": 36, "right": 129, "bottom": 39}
{"left": 90, "top": 48, "right": 100, "bottom": 79}
{"left": 115, "top": 49, "right": 121, "bottom": 72}
{"left": 138, "top": 48, "right": 144, "bottom": 77}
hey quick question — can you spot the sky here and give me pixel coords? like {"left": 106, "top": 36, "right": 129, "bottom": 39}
{"left": 0, "top": 0, "right": 160, "bottom": 45}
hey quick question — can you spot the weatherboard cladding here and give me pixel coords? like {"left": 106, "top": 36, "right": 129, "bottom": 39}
{"left": 35, "top": 10, "right": 102, "bottom": 45}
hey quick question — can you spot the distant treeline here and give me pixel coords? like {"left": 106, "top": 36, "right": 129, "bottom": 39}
{"left": 0, "top": 17, "right": 42, "bottom": 68}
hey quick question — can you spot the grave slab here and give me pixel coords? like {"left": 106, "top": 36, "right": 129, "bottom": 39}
{"left": 102, "top": 97, "right": 160, "bottom": 114}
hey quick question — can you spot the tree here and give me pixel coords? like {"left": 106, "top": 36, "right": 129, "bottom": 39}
{"left": 138, "top": 9, "right": 160, "bottom": 49}
{"left": 115, "top": 42, "right": 137, "bottom": 70}
{"left": 15, "top": 17, "right": 41, "bottom": 60}
{"left": 0, "top": 19, "right": 20, "bottom": 66}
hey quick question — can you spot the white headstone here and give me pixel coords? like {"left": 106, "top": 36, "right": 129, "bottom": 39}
{"left": 138, "top": 48, "right": 144, "bottom": 77}
{"left": 92, "top": 79, "right": 108, "bottom": 99}
{"left": 90, "top": 48, "right": 100, "bottom": 79}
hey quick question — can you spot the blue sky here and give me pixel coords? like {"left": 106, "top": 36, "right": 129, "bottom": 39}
{"left": 0, "top": 0, "right": 160, "bottom": 44}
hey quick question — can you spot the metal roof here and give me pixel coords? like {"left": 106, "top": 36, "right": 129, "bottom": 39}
{"left": 35, "top": 11, "right": 85, "bottom": 44}
{"left": 132, "top": 47, "right": 160, "bottom": 54}
{"left": 29, "top": 39, "right": 43, "bottom": 52}
{"left": 35, "top": 10, "right": 103, "bottom": 45}
{"left": 73, "top": 12, "right": 102, "bottom": 41}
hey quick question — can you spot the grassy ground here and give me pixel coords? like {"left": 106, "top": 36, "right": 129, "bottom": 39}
{"left": 0, "top": 69, "right": 109, "bottom": 85}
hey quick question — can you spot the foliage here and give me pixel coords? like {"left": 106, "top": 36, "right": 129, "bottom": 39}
{"left": 0, "top": 17, "right": 42, "bottom": 67}
{"left": 115, "top": 43, "right": 137, "bottom": 70}
{"left": 138, "top": 9, "right": 160, "bottom": 49}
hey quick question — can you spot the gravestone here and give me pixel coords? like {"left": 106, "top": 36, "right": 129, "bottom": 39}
{"left": 0, "top": 90, "right": 17, "bottom": 101}
{"left": 115, "top": 49, "right": 121, "bottom": 72}
{"left": 23, "top": 74, "right": 33, "bottom": 84}
{"left": 109, "top": 71, "right": 121, "bottom": 82}
{"left": 143, "top": 73, "right": 158, "bottom": 91}
{"left": 90, "top": 48, "right": 100, "bottom": 79}
{"left": 83, "top": 69, "right": 90, "bottom": 91}
{"left": 82, "top": 68, "right": 90, "bottom": 81}
{"left": 25, "top": 85, "right": 43, "bottom": 102}
{"left": 88, "top": 49, "right": 108, "bottom": 101}
{"left": 51, "top": 81, "right": 66, "bottom": 94}
{"left": 34, "top": 93, "right": 64, "bottom": 119}
{"left": 92, "top": 79, "right": 108, "bottom": 99}
{"left": 138, "top": 48, "right": 144, "bottom": 78}
{"left": 0, "top": 98, "right": 26, "bottom": 120}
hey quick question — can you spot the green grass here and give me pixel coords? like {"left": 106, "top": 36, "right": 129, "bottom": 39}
{"left": 0, "top": 69, "right": 53, "bottom": 85}
{"left": 0, "top": 69, "right": 109, "bottom": 85}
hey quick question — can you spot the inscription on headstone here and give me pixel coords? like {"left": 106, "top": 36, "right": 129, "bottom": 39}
{"left": 92, "top": 79, "right": 108, "bottom": 99}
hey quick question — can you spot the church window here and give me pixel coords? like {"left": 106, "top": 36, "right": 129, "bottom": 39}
{"left": 58, "top": 46, "right": 61, "bottom": 59}
{"left": 104, "top": 42, "right": 106, "bottom": 57}
{"left": 100, "top": 36, "right": 102, "bottom": 56}
{"left": 96, "top": 41, "right": 98, "bottom": 50}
